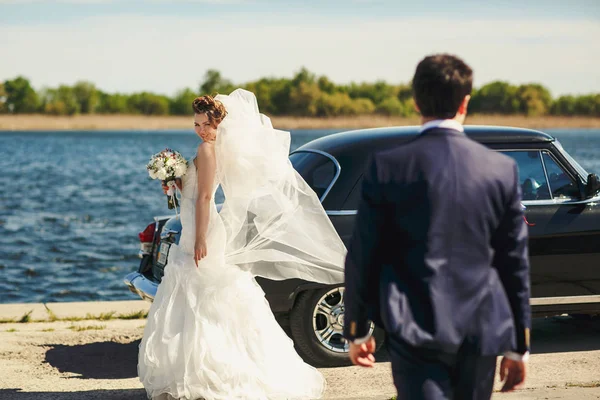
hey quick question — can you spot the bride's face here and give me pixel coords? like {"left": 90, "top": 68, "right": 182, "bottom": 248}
{"left": 194, "top": 113, "right": 217, "bottom": 142}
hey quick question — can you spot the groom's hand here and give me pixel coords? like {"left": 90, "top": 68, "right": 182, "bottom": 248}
{"left": 349, "top": 337, "right": 376, "bottom": 367}
{"left": 499, "top": 357, "right": 527, "bottom": 392}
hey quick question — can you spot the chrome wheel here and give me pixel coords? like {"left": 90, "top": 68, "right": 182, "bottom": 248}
{"left": 312, "top": 286, "right": 375, "bottom": 353}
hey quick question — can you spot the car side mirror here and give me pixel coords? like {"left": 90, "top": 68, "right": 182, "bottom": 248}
{"left": 585, "top": 173, "right": 600, "bottom": 198}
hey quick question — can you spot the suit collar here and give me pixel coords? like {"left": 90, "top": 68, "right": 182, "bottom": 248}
{"left": 420, "top": 119, "right": 464, "bottom": 134}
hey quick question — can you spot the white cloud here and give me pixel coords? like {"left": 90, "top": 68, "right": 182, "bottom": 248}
{"left": 0, "top": 14, "right": 598, "bottom": 96}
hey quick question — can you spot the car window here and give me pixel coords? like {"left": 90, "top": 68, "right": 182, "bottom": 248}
{"left": 542, "top": 152, "right": 579, "bottom": 199}
{"left": 555, "top": 140, "right": 588, "bottom": 179}
{"left": 289, "top": 151, "right": 338, "bottom": 201}
{"left": 501, "top": 151, "right": 551, "bottom": 201}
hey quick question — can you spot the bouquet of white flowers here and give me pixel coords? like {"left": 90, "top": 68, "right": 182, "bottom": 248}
{"left": 147, "top": 148, "right": 188, "bottom": 209}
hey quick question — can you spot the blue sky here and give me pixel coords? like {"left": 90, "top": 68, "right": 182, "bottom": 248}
{"left": 1, "top": 0, "right": 599, "bottom": 97}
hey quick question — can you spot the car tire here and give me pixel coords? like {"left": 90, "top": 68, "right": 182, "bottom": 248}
{"left": 289, "top": 286, "right": 385, "bottom": 368}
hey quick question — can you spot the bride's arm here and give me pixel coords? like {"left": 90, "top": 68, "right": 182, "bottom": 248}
{"left": 193, "top": 143, "right": 216, "bottom": 265}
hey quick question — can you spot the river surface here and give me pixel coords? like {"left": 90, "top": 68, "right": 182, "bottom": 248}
{"left": 1, "top": 128, "right": 599, "bottom": 303}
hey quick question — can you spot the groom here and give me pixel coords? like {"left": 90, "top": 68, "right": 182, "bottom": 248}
{"left": 343, "top": 54, "right": 531, "bottom": 399}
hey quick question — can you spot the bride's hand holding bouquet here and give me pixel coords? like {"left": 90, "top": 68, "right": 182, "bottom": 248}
{"left": 147, "top": 148, "right": 188, "bottom": 209}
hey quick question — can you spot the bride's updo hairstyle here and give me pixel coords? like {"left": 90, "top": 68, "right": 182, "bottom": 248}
{"left": 192, "top": 95, "right": 227, "bottom": 128}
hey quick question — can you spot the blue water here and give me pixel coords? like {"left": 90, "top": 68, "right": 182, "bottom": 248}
{"left": 1, "top": 128, "right": 599, "bottom": 304}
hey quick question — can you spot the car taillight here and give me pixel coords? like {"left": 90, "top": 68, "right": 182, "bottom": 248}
{"left": 139, "top": 222, "right": 156, "bottom": 243}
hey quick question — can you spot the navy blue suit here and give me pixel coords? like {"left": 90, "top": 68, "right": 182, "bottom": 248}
{"left": 343, "top": 127, "right": 531, "bottom": 399}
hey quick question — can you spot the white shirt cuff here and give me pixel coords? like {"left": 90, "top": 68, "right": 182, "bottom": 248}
{"left": 351, "top": 334, "right": 372, "bottom": 345}
{"left": 503, "top": 351, "right": 530, "bottom": 362}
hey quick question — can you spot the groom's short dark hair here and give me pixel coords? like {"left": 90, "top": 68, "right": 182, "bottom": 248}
{"left": 412, "top": 54, "right": 473, "bottom": 119}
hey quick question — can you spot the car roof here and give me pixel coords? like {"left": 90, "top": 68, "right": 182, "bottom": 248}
{"left": 294, "top": 125, "right": 555, "bottom": 156}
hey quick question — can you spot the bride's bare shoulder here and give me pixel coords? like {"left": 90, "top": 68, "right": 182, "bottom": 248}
{"left": 196, "top": 142, "right": 216, "bottom": 160}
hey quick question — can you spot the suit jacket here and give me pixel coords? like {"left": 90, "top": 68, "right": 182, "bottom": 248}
{"left": 343, "top": 127, "right": 531, "bottom": 355}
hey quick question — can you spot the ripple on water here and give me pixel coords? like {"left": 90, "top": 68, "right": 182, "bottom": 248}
{"left": 23, "top": 268, "right": 40, "bottom": 277}
{"left": 76, "top": 251, "right": 121, "bottom": 262}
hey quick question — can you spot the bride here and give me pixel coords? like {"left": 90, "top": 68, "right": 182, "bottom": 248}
{"left": 138, "top": 89, "right": 347, "bottom": 400}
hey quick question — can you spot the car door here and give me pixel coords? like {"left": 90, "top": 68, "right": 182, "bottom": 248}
{"left": 500, "top": 149, "right": 600, "bottom": 302}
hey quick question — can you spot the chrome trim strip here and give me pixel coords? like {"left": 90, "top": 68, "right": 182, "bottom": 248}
{"left": 530, "top": 295, "right": 600, "bottom": 306}
{"left": 522, "top": 195, "right": 600, "bottom": 207}
{"left": 290, "top": 149, "right": 342, "bottom": 203}
{"left": 541, "top": 150, "right": 579, "bottom": 188}
{"left": 326, "top": 210, "right": 358, "bottom": 216}
{"left": 160, "top": 228, "right": 180, "bottom": 240}
{"left": 539, "top": 151, "right": 552, "bottom": 199}
{"left": 153, "top": 215, "right": 174, "bottom": 222}
{"left": 123, "top": 272, "right": 158, "bottom": 301}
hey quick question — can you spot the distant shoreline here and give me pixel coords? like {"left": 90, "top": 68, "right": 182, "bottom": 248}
{"left": 1, "top": 114, "right": 600, "bottom": 131}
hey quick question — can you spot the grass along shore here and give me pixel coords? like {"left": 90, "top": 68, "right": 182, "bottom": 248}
{"left": 1, "top": 114, "right": 600, "bottom": 131}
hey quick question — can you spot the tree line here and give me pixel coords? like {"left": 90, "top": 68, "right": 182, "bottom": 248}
{"left": 1, "top": 69, "right": 598, "bottom": 117}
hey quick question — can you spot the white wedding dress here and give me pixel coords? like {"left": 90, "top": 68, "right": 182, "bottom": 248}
{"left": 138, "top": 89, "right": 347, "bottom": 400}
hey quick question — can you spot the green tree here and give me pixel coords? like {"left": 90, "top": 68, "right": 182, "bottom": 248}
{"left": 199, "top": 70, "right": 235, "bottom": 96}
{"left": 315, "top": 92, "right": 350, "bottom": 117}
{"left": 315, "top": 92, "right": 375, "bottom": 117}
{"left": 3, "top": 76, "right": 39, "bottom": 113}
{"left": 396, "top": 84, "right": 413, "bottom": 102}
{"left": 170, "top": 88, "right": 197, "bottom": 115}
{"left": 289, "top": 81, "right": 321, "bottom": 116}
{"left": 551, "top": 95, "right": 576, "bottom": 115}
{"left": 72, "top": 81, "right": 99, "bottom": 114}
{"left": 40, "top": 85, "right": 80, "bottom": 115}
{"left": 97, "top": 92, "right": 129, "bottom": 114}
{"left": 469, "top": 81, "right": 520, "bottom": 114}
{"left": 244, "top": 78, "right": 292, "bottom": 115}
{"left": 401, "top": 98, "right": 418, "bottom": 116}
{"left": 0, "top": 82, "right": 6, "bottom": 113}
{"left": 376, "top": 96, "right": 405, "bottom": 116}
{"left": 291, "top": 67, "right": 316, "bottom": 87}
{"left": 317, "top": 76, "right": 336, "bottom": 94}
{"left": 345, "top": 81, "right": 397, "bottom": 106}
{"left": 346, "top": 98, "right": 376, "bottom": 115}
{"left": 517, "top": 84, "right": 552, "bottom": 116}
{"left": 573, "top": 94, "right": 600, "bottom": 116}
{"left": 127, "top": 92, "right": 170, "bottom": 115}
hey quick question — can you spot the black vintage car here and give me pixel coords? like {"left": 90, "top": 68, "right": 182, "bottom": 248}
{"left": 125, "top": 125, "right": 600, "bottom": 367}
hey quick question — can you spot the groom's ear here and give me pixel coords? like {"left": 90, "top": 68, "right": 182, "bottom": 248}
{"left": 457, "top": 95, "right": 471, "bottom": 116}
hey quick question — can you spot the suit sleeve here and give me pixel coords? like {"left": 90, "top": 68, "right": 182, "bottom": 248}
{"left": 343, "top": 155, "right": 386, "bottom": 341}
{"left": 491, "top": 161, "right": 532, "bottom": 354}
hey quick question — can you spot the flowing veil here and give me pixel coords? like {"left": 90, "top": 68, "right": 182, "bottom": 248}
{"left": 214, "top": 89, "right": 346, "bottom": 284}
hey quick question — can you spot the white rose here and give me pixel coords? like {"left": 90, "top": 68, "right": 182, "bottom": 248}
{"left": 148, "top": 169, "right": 158, "bottom": 179}
{"left": 155, "top": 159, "right": 164, "bottom": 168}
{"left": 174, "top": 163, "right": 187, "bottom": 177}
{"left": 166, "top": 158, "right": 175, "bottom": 167}
{"left": 156, "top": 168, "right": 168, "bottom": 180}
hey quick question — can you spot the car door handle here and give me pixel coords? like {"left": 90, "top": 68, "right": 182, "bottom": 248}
{"left": 521, "top": 203, "right": 535, "bottom": 226}
{"left": 523, "top": 215, "right": 536, "bottom": 226}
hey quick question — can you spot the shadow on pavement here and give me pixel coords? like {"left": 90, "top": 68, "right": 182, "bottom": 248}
{"left": 43, "top": 339, "right": 142, "bottom": 380}
{"left": 531, "top": 315, "right": 600, "bottom": 354}
{"left": 0, "top": 389, "right": 146, "bottom": 399}
{"left": 28, "top": 315, "right": 600, "bottom": 388}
